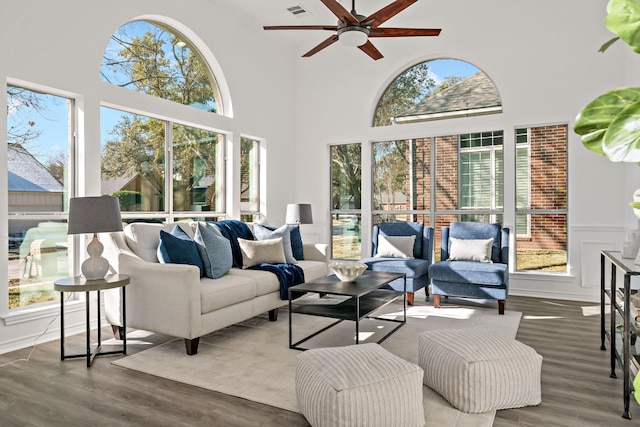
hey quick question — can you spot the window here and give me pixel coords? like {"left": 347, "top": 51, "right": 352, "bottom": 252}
{"left": 101, "top": 20, "right": 222, "bottom": 114}
{"left": 240, "top": 138, "right": 260, "bottom": 222}
{"left": 6, "top": 86, "right": 73, "bottom": 309}
{"left": 330, "top": 144, "right": 362, "bottom": 259}
{"left": 514, "top": 125, "right": 568, "bottom": 273}
{"left": 101, "top": 107, "right": 225, "bottom": 220}
{"left": 373, "top": 59, "right": 500, "bottom": 127}
{"left": 459, "top": 131, "right": 504, "bottom": 224}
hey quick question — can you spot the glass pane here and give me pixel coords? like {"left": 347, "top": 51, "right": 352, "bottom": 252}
{"left": 516, "top": 214, "right": 567, "bottom": 273}
{"left": 331, "top": 144, "right": 361, "bottom": 210}
{"left": 240, "top": 138, "right": 259, "bottom": 214}
{"left": 528, "top": 125, "right": 568, "bottom": 210}
{"left": 332, "top": 214, "right": 361, "bottom": 260}
{"left": 372, "top": 138, "right": 431, "bottom": 213}
{"left": 172, "top": 124, "right": 224, "bottom": 212}
{"left": 373, "top": 59, "right": 497, "bottom": 127}
{"left": 7, "top": 86, "right": 72, "bottom": 309}
{"left": 101, "top": 20, "right": 221, "bottom": 114}
{"left": 101, "top": 107, "right": 166, "bottom": 212}
{"left": 435, "top": 134, "right": 459, "bottom": 211}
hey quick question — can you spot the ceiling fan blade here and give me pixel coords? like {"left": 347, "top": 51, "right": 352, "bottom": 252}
{"left": 264, "top": 25, "right": 338, "bottom": 31}
{"left": 369, "top": 28, "right": 441, "bottom": 37}
{"left": 320, "top": 0, "right": 359, "bottom": 24}
{"left": 365, "top": 0, "right": 417, "bottom": 28}
{"left": 358, "top": 40, "right": 384, "bottom": 60}
{"left": 302, "top": 35, "right": 339, "bottom": 57}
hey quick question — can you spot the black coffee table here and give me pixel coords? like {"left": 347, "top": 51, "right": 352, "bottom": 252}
{"left": 288, "top": 270, "right": 406, "bottom": 351}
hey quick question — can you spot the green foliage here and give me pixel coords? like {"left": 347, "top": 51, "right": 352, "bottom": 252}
{"left": 113, "top": 190, "right": 141, "bottom": 211}
{"left": 575, "top": 0, "right": 640, "bottom": 163}
{"left": 331, "top": 144, "right": 362, "bottom": 210}
{"left": 373, "top": 62, "right": 435, "bottom": 127}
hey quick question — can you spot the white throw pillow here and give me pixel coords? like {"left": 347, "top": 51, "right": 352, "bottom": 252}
{"left": 447, "top": 237, "right": 494, "bottom": 263}
{"left": 237, "top": 237, "right": 286, "bottom": 268}
{"left": 375, "top": 234, "right": 416, "bottom": 258}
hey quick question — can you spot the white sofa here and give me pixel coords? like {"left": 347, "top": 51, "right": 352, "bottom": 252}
{"left": 101, "top": 222, "right": 329, "bottom": 355}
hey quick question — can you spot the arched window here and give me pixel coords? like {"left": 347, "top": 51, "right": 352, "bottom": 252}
{"left": 373, "top": 58, "right": 501, "bottom": 127}
{"left": 100, "top": 19, "right": 229, "bottom": 221}
{"left": 101, "top": 20, "right": 223, "bottom": 114}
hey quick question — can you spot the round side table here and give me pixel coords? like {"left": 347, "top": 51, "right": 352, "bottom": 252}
{"left": 54, "top": 274, "right": 130, "bottom": 367}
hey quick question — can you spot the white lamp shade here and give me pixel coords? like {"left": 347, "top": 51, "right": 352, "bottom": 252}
{"left": 286, "top": 204, "right": 313, "bottom": 225}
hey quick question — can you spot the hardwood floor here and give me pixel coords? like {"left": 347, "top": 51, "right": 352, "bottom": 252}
{"left": 0, "top": 295, "right": 637, "bottom": 426}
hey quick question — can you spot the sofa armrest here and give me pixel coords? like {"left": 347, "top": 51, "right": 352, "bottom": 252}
{"left": 303, "top": 243, "right": 330, "bottom": 263}
{"left": 106, "top": 251, "right": 202, "bottom": 339}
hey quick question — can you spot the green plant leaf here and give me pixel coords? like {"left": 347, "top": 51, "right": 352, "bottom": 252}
{"left": 606, "top": 0, "right": 640, "bottom": 53}
{"left": 574, "top": 87, "right": 640, "bottom": 136}
{"left": 599, "top": 36, "right": 621, "bottom": 52}
{"left": 581, "top": 130, "right": 606, "bottom": 155}
{"left": 630, "top": 201, "right": 640, "bottom": 209}
{"left": 603, "top": 101, "right": 640, "bottom": 162}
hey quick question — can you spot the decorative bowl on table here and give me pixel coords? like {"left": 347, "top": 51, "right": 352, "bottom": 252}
{"left": 329, "top": 261, "right": 368, "bottom": 282}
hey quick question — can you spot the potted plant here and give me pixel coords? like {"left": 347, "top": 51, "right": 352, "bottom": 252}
{"left": 575, "top": 0, "right": 640, "bottom": 257}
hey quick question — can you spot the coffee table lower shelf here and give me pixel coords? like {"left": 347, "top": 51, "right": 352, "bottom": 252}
{"left": 289, "top": 289, "right": 405, "bottom": 351}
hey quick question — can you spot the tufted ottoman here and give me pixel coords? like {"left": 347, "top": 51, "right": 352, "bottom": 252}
{"left": 295, "top": 343, "right": 425, "bottom": 427}
{"left": 418, "top": 327, "right": 542, "bottom": 413}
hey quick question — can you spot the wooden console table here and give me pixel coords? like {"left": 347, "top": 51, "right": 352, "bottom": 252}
{"left": 600, "top": 250, "right": 639, "bottom": 419}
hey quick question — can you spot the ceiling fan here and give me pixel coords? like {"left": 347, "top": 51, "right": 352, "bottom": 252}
{"left": 263, "top": 0, "right": 441, "bottom": 60}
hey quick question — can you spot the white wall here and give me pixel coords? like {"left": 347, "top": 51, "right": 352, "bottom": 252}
{"left": 0, "top": 0, "right": 297, "bottom": 353}
{"left": 288, "top": 0, "right": 633, "bottom": 302}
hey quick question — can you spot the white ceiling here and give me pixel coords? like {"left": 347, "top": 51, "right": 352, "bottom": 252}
{"left": 221, "top": 0, "right": 437, "bottom": 46}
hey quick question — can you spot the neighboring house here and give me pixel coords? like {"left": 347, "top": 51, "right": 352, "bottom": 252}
{"left": 394, "top": 71, "right": 502, "bottom": 124}
{"left": 8, "top": 144, "right": 63, "bottom": 235}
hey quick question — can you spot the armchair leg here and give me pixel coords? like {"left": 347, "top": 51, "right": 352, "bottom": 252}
{"left": 407, "top": 292, "right": 414, "bottom": 306}
{"left": 498, "top": 300, "right": 505, "bottom": 315}
{"left": 433, "top": 294, "right": 441, "bottom": 308}
{"left": 185, "top": 338, "right": 200, "bottom": 355}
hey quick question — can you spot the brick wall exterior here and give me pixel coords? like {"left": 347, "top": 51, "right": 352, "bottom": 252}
{"left": 382, "top": 125, "right": 567, "bottom": 254}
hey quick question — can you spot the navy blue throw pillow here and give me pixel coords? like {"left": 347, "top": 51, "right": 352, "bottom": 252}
{"left": 157, "top": 226, "right": 204, "bottom": 277}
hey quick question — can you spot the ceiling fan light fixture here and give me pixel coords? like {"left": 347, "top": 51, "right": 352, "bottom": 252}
{"left": 338, "top": 27, "right": 369, "bottom": 47}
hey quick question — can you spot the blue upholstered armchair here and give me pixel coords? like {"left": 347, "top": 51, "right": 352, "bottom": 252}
{"left": 360, "top": 222, "right": 434, "bottom": 305}
{"left": 429, "top": 222, "right": 510, "bottom": 314}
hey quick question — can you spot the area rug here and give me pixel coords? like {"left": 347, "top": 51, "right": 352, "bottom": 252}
{"left": 113, "top": 299, "right": 521, "bottom": 426}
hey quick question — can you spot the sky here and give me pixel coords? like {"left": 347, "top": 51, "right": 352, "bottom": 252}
{"left": 9, "top": 58, "right": 479, "bottom": 166}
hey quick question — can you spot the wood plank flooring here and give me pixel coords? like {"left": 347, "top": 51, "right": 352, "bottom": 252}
{"left": 0, "top": 295, "right": 637, "bottom": 426}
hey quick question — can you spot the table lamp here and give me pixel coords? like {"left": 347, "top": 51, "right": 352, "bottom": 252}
{"left": 68, "top": 195, "right": 123, "bottom": 280}
{"left": 286, "top": 203, "right": 313, "bottom": 225}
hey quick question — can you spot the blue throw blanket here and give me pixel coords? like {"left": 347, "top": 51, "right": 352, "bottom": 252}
{"left": 211, "top": 220, "right": 305, "bottom": 299}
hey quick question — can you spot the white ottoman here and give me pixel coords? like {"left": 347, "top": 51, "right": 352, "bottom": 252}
{"left": 295, "top": 343, "right": 425, "bottom": 427}
{"left": 418, "top": 327, "right": 542, "bottom": 413}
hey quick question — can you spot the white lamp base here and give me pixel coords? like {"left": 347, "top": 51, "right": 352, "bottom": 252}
{"left": 82, "top": 233, "right": 110, "bottom": 280}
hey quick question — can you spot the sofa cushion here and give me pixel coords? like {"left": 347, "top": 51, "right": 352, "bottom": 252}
{"left": 377, "top": 222, "right": 424, "bottom": 259}
{"left": 429, "top": 260, "right": 508, "bottom": 287}
{"left": 200, "top": 274, "right": 257, "bottom": 313}
{"left": 238, "top": 237, "right": 286, "bottom": 268}
{"left": 253, "top": 223, "right": 297, "bottom": 264}
{"left": 194, "top": 222, "right": 233, "bottom": 279}
{"left": 448, "top": 237, "right": 494, "bottom": 263}
{"left": 157, "top": 226, "right": 204, "bottom": 277}
{"left": 362, "top": 257, "right": 430, "bottom": 279}
{"left": 125, "top": 222, "right": 193, "bottom": 263}
{"left": 227, "top": 268, "right": 281, "bottom": 296}
{"left": 375, "top": 235, "right": 416, "bottom": 258}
